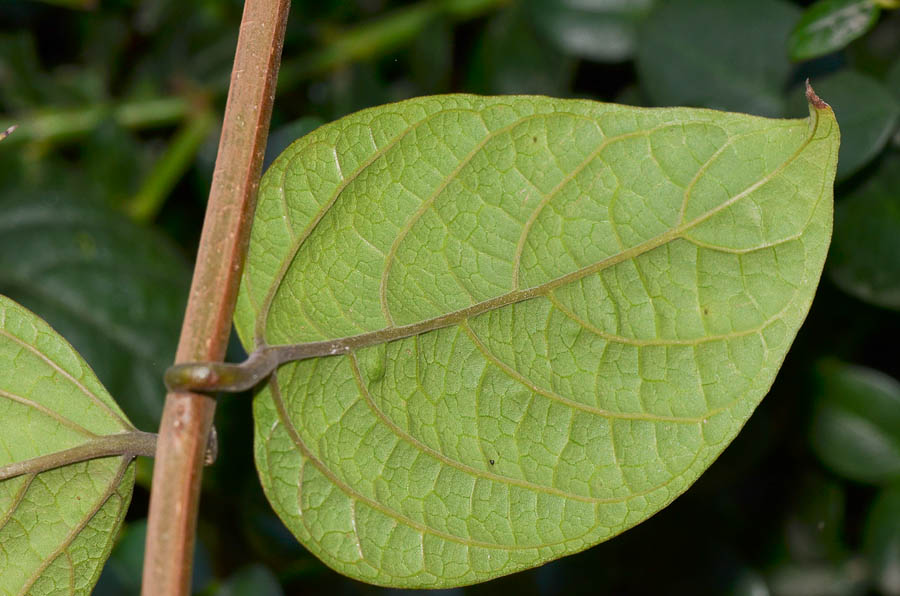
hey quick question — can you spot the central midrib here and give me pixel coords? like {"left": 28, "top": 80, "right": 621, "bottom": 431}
{"left": 258, "top": 106, "right": 820, "bottom": 366}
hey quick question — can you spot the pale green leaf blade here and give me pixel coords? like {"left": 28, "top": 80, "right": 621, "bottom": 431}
{"left": 238, "top": 93, "right": 839, "bottom": 587}
{"left": 0, "top": 295, "right": 135, "bottom": 595}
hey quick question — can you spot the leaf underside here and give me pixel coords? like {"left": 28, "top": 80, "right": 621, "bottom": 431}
{"left": 0, "top": 296, "right": 135, "bottom": 595}
{"left": 235, "top": 94, "right": 839, "bottom": 588}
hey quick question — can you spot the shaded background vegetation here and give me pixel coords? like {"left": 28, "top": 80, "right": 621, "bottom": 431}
{"left": 1, "top": 0, "right": 899, "bottom": 593}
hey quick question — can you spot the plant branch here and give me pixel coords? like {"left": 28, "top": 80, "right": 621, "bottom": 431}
{"left": 0, "top": 431, "right": 157, "bottom": 482}
{"left": 141, "top": 0, "right": 290, "bottom": 593}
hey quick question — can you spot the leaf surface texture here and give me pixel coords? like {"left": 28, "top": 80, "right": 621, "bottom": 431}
{"left": 0, "top": 296, "right": 135, "bottom": 595}
{"left": 236, "top": 94, "right": 839, "bottom": 587}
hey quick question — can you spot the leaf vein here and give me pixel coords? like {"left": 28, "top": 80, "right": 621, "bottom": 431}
{"left": 459, "top": 320, "right": 709, "bottom": 423}
{"left": 0, "top": 328, "right": 130, "bottom": 430}
{"left": 347, "top": 352, "right": 621, "bottom": 504}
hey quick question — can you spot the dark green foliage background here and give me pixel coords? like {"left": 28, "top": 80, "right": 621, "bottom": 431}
{"left": 1, "top": 0, "right": 898, "bottom": 593}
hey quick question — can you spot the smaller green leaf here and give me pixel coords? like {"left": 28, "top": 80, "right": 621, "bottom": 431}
{"left": 789, "top": 0, "right": 881, "bottom": 61}
{"left": 0, "top": 295, "right": 138, "bottom": 595}
{"left": 525, "top": 0, "right": 654, "bottom": 62}
{"left": 829, "top": 152, "right": 900, "bottom": 309}
{"left": 810, "top": 361, "right": 900, "bottom": 484}
{"left": 864, "top": 484, "right": 900, "bottom": 595}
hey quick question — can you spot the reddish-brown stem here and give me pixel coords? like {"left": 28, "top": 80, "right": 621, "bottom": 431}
{"left": 141, "top": 1, "right": 290, "bottom": 593}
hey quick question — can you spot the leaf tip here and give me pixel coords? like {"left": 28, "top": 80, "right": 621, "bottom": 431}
{"left": 805, "top": 79, "right": 829, "bottom": 110}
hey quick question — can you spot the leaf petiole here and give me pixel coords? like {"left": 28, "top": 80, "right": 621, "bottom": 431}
{"left": 0, "top": 430, "right": 157, "bottom": 482}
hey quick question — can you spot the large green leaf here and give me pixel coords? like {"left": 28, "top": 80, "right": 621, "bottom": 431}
{"left": 236, "top": 93, "right": 839, "bottom": 587}
{"left": 0, "top": 295, "right": 136, "bottom": 595}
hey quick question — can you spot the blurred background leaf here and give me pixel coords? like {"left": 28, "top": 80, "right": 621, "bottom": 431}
{"left": 829, "top": 152, "right": 900, "bottom": 310}
{"left": 789, "top": 0, "right": 883, "bottom": 62}
{"left": 466, "top": 4, "right": 576, "bottom": 94}
{"left": 865, "top": 485, "right": 900, "bottom": 595}
{"left": 636, "top": 0, "right": 800, "bottom": 116}
{"left": 810, "top": 361, "right": 900, "bottom": 484}
{"left": 524, "top": 0, "right": 654, "bottom": 62}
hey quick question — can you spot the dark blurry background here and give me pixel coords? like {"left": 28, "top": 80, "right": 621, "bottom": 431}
{"left": 1, "top": 0, "right": 899, "bottom": 594}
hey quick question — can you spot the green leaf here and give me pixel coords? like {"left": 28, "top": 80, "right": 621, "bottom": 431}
{"left": 789, "top": 0, "right": 881, "bottom": 61}
{"left": 810, "top": 361, "right": 900, "bottom": 484}
{"left": 829, "top": 152, "right": 900, "bottom": 309}
{"left": 0, "top": 194, "right": 191, "bottom": 430}
{"left": 636, "top": 0, "right": 800, "bottom": 117}
{"left": 0, "top": 295, "right": 136, "bottom": 595}
{"left": 238, "top": 93, "right": 839, "bottom": 587}
{"left": 524, "top": 0, "right": 654, "bottom": 62}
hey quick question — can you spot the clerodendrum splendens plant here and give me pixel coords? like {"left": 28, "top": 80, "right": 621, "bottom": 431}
{"left": 0, "top": 84, "right": 839, "bottom": 592}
